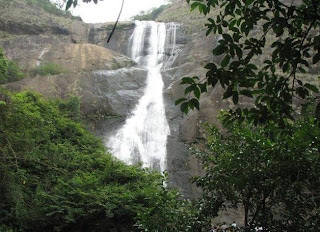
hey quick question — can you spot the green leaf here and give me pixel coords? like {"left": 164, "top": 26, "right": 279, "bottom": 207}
{"left": 222, "top": 34, "right": 233, "bottom": 42}
{"left": 245, "top": 0, "right": 254, "bottom": 5}
{"left": 194, "top": 87, "right": 201, "bottom": 99}
{"left": 190, "top": 98, "right": 200, "bottom": 110}
{"left": 199, "top": 83, "right": 207, "bottom": 93}
{"left": 181, "top": 102, "right": 189, "bottom": 114}
{"left": 66, "top": 0, "right": 73, "bottom": 10}
{"left": 221, "top": 55, "right": 231, "bottom": 68}
{"left": 181, "top": 77, "right": 195, "bottom": 85}
{"left": 233, "top": 93, "right": 239, "bottom": 104}
{"left": 191, "top": 2, "right": 199, "bottom": 12}
{"left": 223, "top": 87, "right": 233, "bottom": 99}
{"left": 240, "top": 90, "right": 253, "bottom": 98}
{"left": 175, "top": 98, "right": 187, "bottom": 106}
{"left": 185, "top": 85, "right": 195, "bottom": 95}
{"left": 304, "top": 83, "right": 319, "bottom": 93}
{"left": 313, "top": 53, "right": 320, "bottom": 64}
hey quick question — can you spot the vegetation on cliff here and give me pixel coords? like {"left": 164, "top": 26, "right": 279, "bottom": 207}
{"left": 171, "top": 0, "right": 320, "bottom": 231}
{"left": 0, "top": 89, "right": 174, "bottom": 232}
{"left": 31, "top": 63, "right": 67, "bottom": 77}
{"left": 177, "top": 0, "right": 320, "bottom": 128}
{"left": 1, "top": 0, "right": 320, "bottom": 231}
{"left": 0, "top": 47, "right": 24, "bottom": 84}
{"left": 131, "top": 5, "right": 168, "bottom": 21}
{"left": 192, "top": 115, "right": 320, "bottom": 231}
{"left": 27, "top": 0, "right": 73, "bottom": 18}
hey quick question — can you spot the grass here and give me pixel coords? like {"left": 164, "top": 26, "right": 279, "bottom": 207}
{"left": 31, "top": 63, "right": 67, "bottom": 76}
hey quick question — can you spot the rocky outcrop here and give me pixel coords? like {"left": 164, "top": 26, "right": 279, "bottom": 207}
{"left": 5, "top": 67, "right": 147, "bottom": 117}
{"left": 0, "top": 0, "right": 89, "bottom": 42}
{"left": 88, "top": 22, "right": 135, "bottom": 55}
{"left": 1, "top": 37, "right": 134, "bottom": 72}
{"left": 0, "top": 0, "right": 147, "bottom": 135}
{"left": 40, "top": 43, "right": 135, "bottom": 72}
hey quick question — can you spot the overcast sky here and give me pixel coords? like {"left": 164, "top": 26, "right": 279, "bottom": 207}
{"left": 54, "top": 0, "right": 167, "bottom": 23}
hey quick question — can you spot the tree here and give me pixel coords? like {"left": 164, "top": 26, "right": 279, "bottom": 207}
{"left": 0, "top": 90, "right": 168, "bottom": 231}
{"left": 193, "top": 116, "right": 320, "bottom": 231}
{"left": 177, "top": 0, "right": 320, "bottom": 127}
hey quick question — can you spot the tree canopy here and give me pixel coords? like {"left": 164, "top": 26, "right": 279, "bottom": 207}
{"left": 177, "top": 0, "right": 320, "bottom": 127}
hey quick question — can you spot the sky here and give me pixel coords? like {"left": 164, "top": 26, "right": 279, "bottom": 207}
{"left": 53, "top": 0, "right": 167, "bottom": 23}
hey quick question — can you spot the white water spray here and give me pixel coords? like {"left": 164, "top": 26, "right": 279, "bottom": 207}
{"left": 108, "top": 21, "right": 178, "bottom": 173}
{"left": 37, "top": 47, "right": 50, "bottom": 66}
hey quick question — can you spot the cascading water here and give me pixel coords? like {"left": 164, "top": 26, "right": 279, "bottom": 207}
{"left": 37, "top": 47, "right": 50, "bottom": 66}
{"left": 107, "top": 21, "right": 179, "bottom": 173}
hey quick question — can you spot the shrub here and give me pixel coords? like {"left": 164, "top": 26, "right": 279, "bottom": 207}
{"left": 31, "top": 63, "right": 66, "bottom": 76}
{"left": 27, "top": 0, "right": 73, "bottom": 18}
{"left": 0, "top": 90, "right": 168, "bottom": 231}
{"left": 0, "top": 47, "right": 8, "bottom": 84}
{"left": 0, "top": 47, "right": 25, "bottom": 84}
{"left": 193, "top": 115, "right": 320, "bottom": 231}
{"left": 6, "top": 61, "right": 25, "bottom": 82}
{"left": 131, "top": 5, "right": 168, "bottom": 21}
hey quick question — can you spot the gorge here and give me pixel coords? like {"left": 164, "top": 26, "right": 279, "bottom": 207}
{"left": 2, "top": 1, "right": 320, "bottom": 231}
{"left": 0, "top": 0, "right": 214, "bottom": 197}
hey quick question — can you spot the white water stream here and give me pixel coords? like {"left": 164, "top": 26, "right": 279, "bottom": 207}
{"left": 37, "top": 47, "right": 50, "bottom": 66}
{"left": 107, "top": 21, "right": 179, "bottom": 173}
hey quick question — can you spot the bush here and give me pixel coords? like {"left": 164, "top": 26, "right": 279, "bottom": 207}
{"left": 31, "top": 63, "right": 66, "bottom": 76}
{"left": 0, "top": 47, "right": 25, "bottom": 84}
{"left": 0, "top": 90, "right": 168, "bottom": 231}
{"left": 6, "top": 61, "right": 25, "bottom": 82}
{"left": 0, "top": 47, "right": 8, "bottom": 83}
{"left": 192, "top": 115, "right": 320, "bottom": 231}
{"left": 27, "top": 0, "right": 73, "bottom": 18}
{"left": 131, "top": 5, "right": 167, "bottom": 21}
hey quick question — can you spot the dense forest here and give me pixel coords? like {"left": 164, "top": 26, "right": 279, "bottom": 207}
{"left": 1, "top": 0, "right": 320, "bottom": 231}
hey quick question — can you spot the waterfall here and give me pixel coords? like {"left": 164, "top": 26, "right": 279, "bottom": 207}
{"left": 164, "top": 23, "right": 182, "bottom": 69}
{"left": 37, "top": 47, "right": 50, "bottom": 66}
{"left": 107, "top": 21, "right": 178, "bottom": 173}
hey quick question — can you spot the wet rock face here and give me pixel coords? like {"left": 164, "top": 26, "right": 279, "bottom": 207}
{"left": 88, "top": 22, "right": 135, "bottom": 55}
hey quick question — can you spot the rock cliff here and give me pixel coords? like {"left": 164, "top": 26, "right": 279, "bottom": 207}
{"left": 1, "top": 0, "right": 147, "bottom": 120}
{"left": 0, "top": 0, "right": 249, "bottom": 199}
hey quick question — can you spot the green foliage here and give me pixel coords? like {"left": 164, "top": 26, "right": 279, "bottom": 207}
{"left": 193, "top": 115, "right": 320, "bottom": 231}
{"left": 0, "top": 30, "right": 12, "bottom": 39}
{"left": 0, "top": 47, "right": 9, "bottom": 83}
{"left": 131, "top": 5, "right": 168, "bottom": 21}
{"left": 27, "top": 0, "right": 73, "bottom": 17}
{"left": 31, "top": 63, "right": 66, "bottom": 76}
{"left": 56, "top": 96, "right": 81, "bottom": 122}
{"left": 6, "top": 61, "right": 25, "bottom": 83}
{"left": 136, "top": 176, "right": 212, "bottom": 232}
{"left": 0, "top": 47, "right": 25, "bottom": 84}
{"left": 0, "top": 89, "right": 167, "bottom": 231}
{"left": 177, "top": 0, "right": 320, "bottom": 128}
